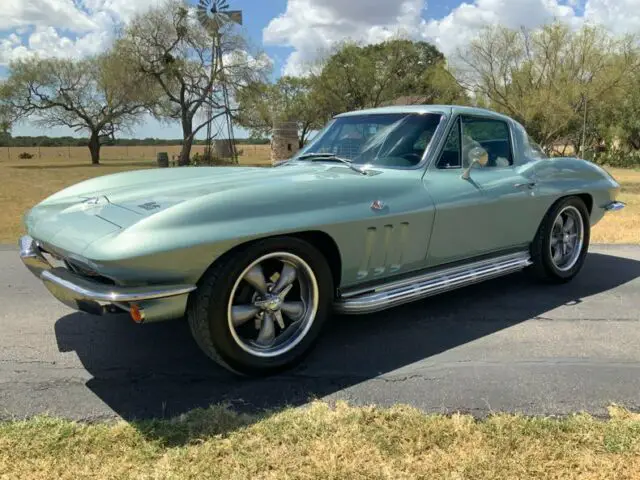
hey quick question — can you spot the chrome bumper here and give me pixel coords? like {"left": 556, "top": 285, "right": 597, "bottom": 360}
{"left": 19, "top": 235, "right": 196, "bottom": 318}
{"left": 604, "top": 201, "right": 625, "bottom": 212}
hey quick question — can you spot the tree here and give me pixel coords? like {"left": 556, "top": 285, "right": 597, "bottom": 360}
{"left": 610, "top": 68, "right": 640, "bottom": 151}
{"left": 120, "top": 0, "right": 269, "bottom": 165}
{"left": 0, "top": 50, "right": 155, "bottom": 164}
{"left": 457, "top": 22, "right": 640, "bottom": 153}
{"left": 236, "top": 76, "right": 322, "bottom": 147}
{"left": 0, "top": 102, "right": 11, "bottom": 143}
{"left": 311, "top": 39, "right": 467, "bottom": 117}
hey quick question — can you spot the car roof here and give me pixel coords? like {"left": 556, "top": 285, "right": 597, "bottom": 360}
{"left": 334, "top": 105, "right": 514, "bottom": 122}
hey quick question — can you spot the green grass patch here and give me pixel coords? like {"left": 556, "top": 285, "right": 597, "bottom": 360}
{"left": 1, "top": 401, "right": 640, "bottom": 479}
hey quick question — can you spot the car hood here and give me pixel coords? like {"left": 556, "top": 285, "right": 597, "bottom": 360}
{"left": 25, "top": 163, "right": 376, "bottom": 252}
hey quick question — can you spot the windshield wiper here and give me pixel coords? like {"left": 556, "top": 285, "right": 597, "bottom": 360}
{"left": 297, "top": 152, "right": 367, "bottom": 175}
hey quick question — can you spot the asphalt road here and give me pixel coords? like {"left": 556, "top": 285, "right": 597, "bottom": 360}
{"left": 1, "top": 244, "right": 639, "bottom": 422}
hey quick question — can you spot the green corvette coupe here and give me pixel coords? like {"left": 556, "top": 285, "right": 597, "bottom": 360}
{"left": 19, "top": 105, "right": 625, "bottom": 375}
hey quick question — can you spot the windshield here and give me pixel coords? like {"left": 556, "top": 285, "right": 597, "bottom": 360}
{"left": 293, "top": 112, "right": 444, "bottom": 168}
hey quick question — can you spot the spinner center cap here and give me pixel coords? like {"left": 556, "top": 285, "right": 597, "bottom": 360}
{"left": 256, "top": 295, "right": 282, "bottom": 311}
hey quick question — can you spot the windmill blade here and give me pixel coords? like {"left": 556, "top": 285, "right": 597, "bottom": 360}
{"left": 218, "top": 0, "right": 230, "bottom": 10}
{"left": 198, "top": 0, "right": 210, "bottom": 8}
{"left": 197, "top": 11, "right": 211, "bottom": 28}
{"left": 196, "top": 3, "right": 209, "bottom": 19}
{"left": 227, "top": 10, "right": 243, "bottom": 25}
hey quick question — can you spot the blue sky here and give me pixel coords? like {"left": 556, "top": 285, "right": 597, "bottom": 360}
{"left": 2, "top": 0, "right": 637, "bottom": 139}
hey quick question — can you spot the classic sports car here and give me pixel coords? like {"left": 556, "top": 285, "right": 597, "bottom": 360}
{"left": 20, "top": 105, "right": 625, "bottom": 375}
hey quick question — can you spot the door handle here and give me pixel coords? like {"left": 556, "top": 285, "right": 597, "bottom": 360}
{"left": 514, "top": 181, "right": 536, "bottom": 189}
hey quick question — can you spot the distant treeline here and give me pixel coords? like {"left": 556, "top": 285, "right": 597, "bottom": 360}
{"left": 0, "top": 136, "right": 270, "bottom": 147}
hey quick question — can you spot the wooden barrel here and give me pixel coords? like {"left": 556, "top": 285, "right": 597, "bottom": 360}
{"left": 157, "top": 151, "right": 169, "bottom": 168}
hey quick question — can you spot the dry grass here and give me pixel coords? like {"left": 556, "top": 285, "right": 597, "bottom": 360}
{"left": 0, "top": 152, "right": 637, "bottom": 244}
{"left": 0, "top": 148, "right": 271, "bottom": 243}
{"left": 591, "top": 168, "right": 640, "bottom": 244}
{"left": 0, "top": 144, "right": 272, "bottom": 163}
{"left": 0, "top": 401, "right": 639, "bottom": 479}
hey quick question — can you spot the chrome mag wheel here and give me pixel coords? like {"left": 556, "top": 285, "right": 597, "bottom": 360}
{"left": 227, "top": 252, "right": 319, "bottom": 358}
{"left": 549, "top": 205, "right": 584, "bottom": 272}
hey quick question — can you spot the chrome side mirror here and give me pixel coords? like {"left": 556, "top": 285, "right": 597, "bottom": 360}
{"left": 461, "top": 147, "right": 488, "bottom": 180}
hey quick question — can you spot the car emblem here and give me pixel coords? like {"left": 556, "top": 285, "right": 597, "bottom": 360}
{"left": 82, "top": 196, "right": 109, "bottom": 206}
{"left": 138, "top": 201, "right": 161, "bottom": 211}
{"left": 370, "top": 200, "right": 385, "bottom": 211}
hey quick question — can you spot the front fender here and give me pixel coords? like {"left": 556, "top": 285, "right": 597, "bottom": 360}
{"left": 82, "top": 170, "right": 434, "bottom": 288}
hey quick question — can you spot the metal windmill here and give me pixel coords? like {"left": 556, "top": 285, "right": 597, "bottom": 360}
{"left": 196, "top": 0, "right": 243, "bottom": 163}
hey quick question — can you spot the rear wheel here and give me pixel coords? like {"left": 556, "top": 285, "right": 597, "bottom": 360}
{"left": 187, "top": 237, "right": 333, "bottom": 376}
{"left": 530, "top": 196, "right": 590, "bottom": 283}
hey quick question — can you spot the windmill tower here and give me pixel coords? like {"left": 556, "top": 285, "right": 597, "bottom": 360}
{"left": 196, "top": 0, "right": 243, "bottom": 163}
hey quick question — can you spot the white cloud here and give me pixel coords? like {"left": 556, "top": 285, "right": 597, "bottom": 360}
{"left": 81, "top": 0, "right": 161, "bottom": 24}
{"left": 1, "top": 0, "right": 97, "bottom": 32}
{"left": 421, "top": 0, "right": 579, "bottom": 57}
{"left": 265, "top": 0, "right": 640, "bottom": 75}
{"left": 583, "top": 0, "right": 640, "bottom": 34}
{"left": 264, "top": 0, "right": 425, "bottom": 75}
{"left": 0, "top": 0, "right": 159, "bottom": 65}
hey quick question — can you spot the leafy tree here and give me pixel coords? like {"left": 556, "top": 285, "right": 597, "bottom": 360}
{"left": 457, "top": 22, "right": 640, "bottom": 153}
{"left": 312, "top": 39, "right": 467, "bottom": 117}
{"left": 236, "top": 76, "right": 322, "bottom": 147}
{"left": 0, "top": 50, "right": 155, "bottom": 164}
{"left": 611, "top": 68, "right": 640, "bottom": 151}
{"left": 0, "top": 103, "right": 11, "bottom": 143}
{"left": 119, "top": 0, "right": 270, "bottom": 165}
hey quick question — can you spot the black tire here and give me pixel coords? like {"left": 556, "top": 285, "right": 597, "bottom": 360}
{"left": 187, "top": 237, "right": 334, "bottom": 376}
{"left": 530, "top": 196, "right": 590, "bottom": 283}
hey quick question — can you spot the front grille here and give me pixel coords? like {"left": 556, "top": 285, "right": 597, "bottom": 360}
{"left": 65, "top": 259, "right": 116, "bottom": 285}
{"left": 36, "top": 241, "right": 116, "bottom": 286}
{"left": 64, "top": 259, "right": 98, "bottom": 276}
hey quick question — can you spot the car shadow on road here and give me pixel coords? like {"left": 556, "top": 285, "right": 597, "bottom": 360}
{"left": 54, "top": 251, "right": 640, "bottom": 436}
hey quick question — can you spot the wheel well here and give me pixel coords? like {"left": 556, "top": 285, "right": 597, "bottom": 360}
{"left": 288, "top": 231, "right": 342, "bottom": 289}
{"left": 576, "top": 193, "right": 593, "bottom": 215}
{"left": 198, "top": 231, "right": 343, "bottom": 292}
{"left": 532, "top": 193, "right": 594, "bottom": 243}
{"left": 545, "top": 193, "right": 593, "bottom": 219}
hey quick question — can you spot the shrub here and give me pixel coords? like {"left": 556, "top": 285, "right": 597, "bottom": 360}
{"left": 592, "top": 149, "right": 640, "bottom": 168}
{"left": 18, "top": 152, "right": 34, "bottom": 159}
{"left": 189, "top": 151, "right": 235, "bottom": 166}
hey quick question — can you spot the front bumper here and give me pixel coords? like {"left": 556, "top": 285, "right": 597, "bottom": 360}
{"left": 19, "top": 235, "right": 196, "bottom": 321}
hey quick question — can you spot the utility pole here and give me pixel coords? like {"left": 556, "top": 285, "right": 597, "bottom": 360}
{"left": 580, "top": 93, "right": 587, "bottom": 159}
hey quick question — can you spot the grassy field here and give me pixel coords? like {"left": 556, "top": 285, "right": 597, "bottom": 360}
{"left": 1, "top": 401, "right": 639, "bottom": 479}
{"left": 0, "top": 144, "right": 272, "bottom": 163}
{"left": 0, "top": 148, "right": 637, "bottom": 244}
{"left": 0, "top": 149, "right": 271, "bottom": 243}
{"left": 593, "top": 168, "right": 640, "bottom": 243}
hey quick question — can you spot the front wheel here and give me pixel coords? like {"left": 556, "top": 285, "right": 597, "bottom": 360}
{"left": 187, "top": 237, "right": 333, "bottom": 376}
{"left": 530, "top": 196, "right": 590, "bottom": 283}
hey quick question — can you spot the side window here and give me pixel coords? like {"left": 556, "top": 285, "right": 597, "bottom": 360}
{"left": 526, "top": 134, "right": 546, "bottom": 160}
{"left": 436, "top": 118, "right": 461, "bottom": 169}
{"left": 461, "top": 117, "right": 513, "bottom": 167}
